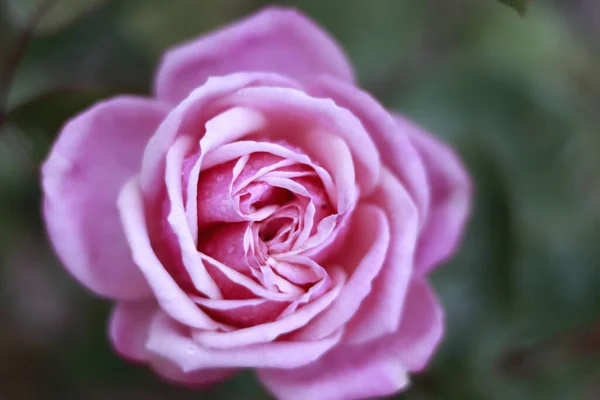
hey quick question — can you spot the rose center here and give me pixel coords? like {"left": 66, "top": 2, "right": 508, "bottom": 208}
{"left": 258, "top": 216, "right": 291, "bottom": 242}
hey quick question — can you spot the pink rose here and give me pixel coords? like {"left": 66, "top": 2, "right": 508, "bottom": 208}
{"left": 42, "top": 7, "right": 471, "bottom": 400}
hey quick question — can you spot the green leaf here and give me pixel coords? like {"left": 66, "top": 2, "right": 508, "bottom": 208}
{"left": 498, "top": 0, "right": 531, "bottom": 15}
{"left": 4, "top": 0, "right": 109, "bottom": 36}
{"left": 5, "top": 0, "right": 152, "bottom": 111}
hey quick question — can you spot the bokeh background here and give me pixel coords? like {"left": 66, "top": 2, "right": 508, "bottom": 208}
{"left": 1, "top": 0, "right": 599, "bottom": 399}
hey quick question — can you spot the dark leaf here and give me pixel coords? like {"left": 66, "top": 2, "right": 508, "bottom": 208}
{"left": 5, "top": 0, "right": 151, "bottom": 111}
{"left": 498, "top": 0, "right": 531, "bottom": 15}
{"left": 3, "top": 0, "right": 109, "bottom": 36}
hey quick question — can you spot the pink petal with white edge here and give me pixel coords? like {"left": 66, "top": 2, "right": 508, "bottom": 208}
{"left": 194, "top": 161, "right": 242, "bottom": 225}
{"left": 154, "top": 7, "right": 354, "bottom": 104}
{"left": 164, "top": 135, "right": 222, "bottom": 299}
{"left": 118, "top": 179, "right": 229, "bottom": 331}
{"left": 258, "top": 344, "right": 409, "bottom": 400}
{"left": 395, "top": 114, "right": 472, "bottom": 274}
{"left": 257, "top": 279, "right": 442, "bottom": 399}
{"left": 191, "top": 266, "right": 346, "bottom": 348}
{"left": 219, "top": 85, "right": 380, "bottom": 196}
{"left": 393, "top": 278, "right": 444, "bottom": 372}
{"left": 198, "top": 222, "right": 250, "bottom": 273}
{"left": 186, "top": 107, "right": 267, "bottom": 237}
{"left": 199, "top": 253, "right": 300, "bottom": 302}
{"left": 201, "top": 141, "right": 336, "bottom": 206}
{"left": 109, "top": 300, "right": 158, "bottom": 362}
{"left": 344, "top": 168, "right": 419, "bottom": 344}
{"left": 293, "top": 130, "right": 356, "bottom": 214}
{"left": 192, "top": 296, "right": 289, "bottom": 328}
{"left": 308, "top": 76, "right": 430, "bottom": 223}
{"left": 151, "top": 361, "right": 234, "bottom": 389}
{"left": 141, "top": 73, "right": 300, "bottom": 202}
{"left": 293, "top": 203, "right": 390, "bottom": 341}
{"left": 42, "top": 96, "right": 169, "bottom": 299}
{"left": 146, "top": 312, "right": 344, "bottom": 372}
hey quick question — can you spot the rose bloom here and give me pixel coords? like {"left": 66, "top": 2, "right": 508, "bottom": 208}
{"left": 42, "top": 7, "right": 471, "bottom": 400}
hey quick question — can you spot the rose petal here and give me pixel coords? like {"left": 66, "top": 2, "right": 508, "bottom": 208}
{"left": 141, "top": 72, "right": 301, "bottom": 202}
{"left": 42, "top": 96, "right": 168, "bottom": 299}
{"left": 187, "top": 107, "right": 267, "bottom": 234}
{"left": 192, "top": 297, "right": 289, "bottom": 328}
{"left": 191, "top": 266, "right": 346, "bottom": 348}
{"left": 118, "top": 178, "right": 229, "bottom": 330}
{"left": 302, "top": 200, "right": 354, "bottom": 264}
{"left": 257, "top": 280, "right": 441, "bottom": 399}
{"left": 154, "top": 7, "right": 354, "bottom": 103}
{"left": 198, "top": 222, "right": 250, "bottom": 273}
{"left": 151, "top": 360, "right": 234, "bottom": 389}
{"left": 200, "top": 253, "right": 300, "bottom": 302}
{"left": 291, "top": 130, "right": 356, "bottom": 214}
{"left": 393, "top": 278, "right": 444, "bottom": 372}
{"left": 194, "top": 161, "right": 241, "bottom": 225}
{"left": 146, "top": 312, "right": 344, "bottom": 371}
{"left": 293, "top": 203, "right": 390, "bottom": 340}
{"left": 165, "top": 135, "right": 222, "bottom": 299}
{"left": 258, "top": 278, "right": 443, "bottom": 400}
{"left": 219, "top": 86, "right": 380, "bottom": 196}
{"left": 109, "top": 300, "right": 157, "bottom": 362}
{"left": 202, "top": 141, "right": 336, "bottom": 206}
{"left": 258, "top": 344, "right": 409, "bottom": 400}
{"left": 269, "top": 256, "right": 331, "bottom": 317}
{"left": 396, "top": 114, "right": 472, "bottom": 274}
{"left": 308, "top": 76, "right": 430, "bottom": 218}
{"left": 234, "top": 156, "right": 298, "bottom": 193}
{"left": 258, "top": 279, "right": 442, "bottom": 400}
{"left": 344, "top": 168, "right": 419, "bottom": 344}
{"left": 270, "top": 260, "right": 322, "bottom": 286}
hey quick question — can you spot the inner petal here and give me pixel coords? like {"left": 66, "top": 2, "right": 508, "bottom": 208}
{"left": 191, "top": 297, "right": 290, "bottom": 329}
{"left": 259, "top": 216, "right": 293, "bottom": 242}
{"left": 196, "top": 160, "right": 241, "bottom": 225}
{"left": 238, "top": 184, "right": 294, "bottom": 214}
{"left": 188, "top": 128, "right": 350, "bottom": 319}
{"left": 198, "top": 222, "right": 250, "bottom": 274}
{"left": 196, "top": 151, "right": 304, "bottom": 226}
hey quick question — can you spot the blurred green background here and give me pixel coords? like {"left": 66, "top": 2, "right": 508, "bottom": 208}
{"left": 1, "top": 0, "right": 599, "bottom": 399}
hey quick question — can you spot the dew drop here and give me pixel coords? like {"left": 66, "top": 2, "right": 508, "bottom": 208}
{"left": 186, "top": 345, "right": 196, "bottom": 356}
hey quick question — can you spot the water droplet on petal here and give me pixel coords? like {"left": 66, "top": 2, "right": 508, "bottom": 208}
{"left": 186, "top": 345, "right": 195, "bottom": 356}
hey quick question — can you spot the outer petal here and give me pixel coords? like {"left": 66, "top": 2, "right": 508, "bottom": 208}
{"left": 190, "top": 266, "right": 346, "bottom": 348}
{"left": 141, "top": 72, "right": 300, "bottom": 202}
{"left": 151, "top": 361, "right": 234, "bottom": 389}
{"left": 164, "top": 135, "right": 222, "bottom": 299}
{"left": 394, "top": 278, "right": 444, "bottom": 372}
{"left": 154, "top": 7, "right": 354, "bottom": 104}
{"left": 258, "top": 279, "right": 442, "bottom": 400}
{"left": 344, "top": 168, "right": 419, "bottom": 344}
{"left": 308, "top": 76, "right": 430, "bottom": 222}
{"left": 118, "top": 179, "right": 229, "bottom": 331}
{"left": 258, "top": 344, "right": 409, "bottom": 400}
{"left": 146, "top": 312, "right": 344, "bottom": 372}
{"left": 109, "top": 301, "right": 234, "bottom": 387}
{"left": 293, "top": 204, "right": 390, "bottom": 341}
{"left": 396, "top": 114, "right": 472, "bottom": 274}
{"left": 41, "top": 97, "right": 169, "bottom": 299}
{"left": 219, "top": 85, "right": 380, "bottom": 195}
{"left": 109, "top": 300, "right": 157, "bottom": 362}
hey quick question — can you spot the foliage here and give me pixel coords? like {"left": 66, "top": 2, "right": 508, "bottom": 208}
{"left": 499, "top": 0, "right": 531, "bottom": 15}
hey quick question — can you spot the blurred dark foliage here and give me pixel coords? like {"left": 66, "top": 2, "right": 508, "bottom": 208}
{"left": 499, "top": 0, "right": 531, "bottom": 15}
{"left": 0, "top": 0, "right": 599, "bottom": 399}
